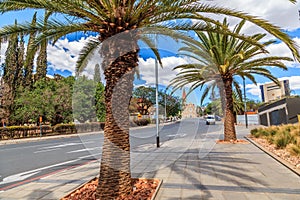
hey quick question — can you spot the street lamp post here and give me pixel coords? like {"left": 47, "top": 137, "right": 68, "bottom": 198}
{"left": 164, "top": 90, "right": 167, "bottom": 122}
{"left": 39, "top": 116, "right": 43, "bottom": 137}
{"left": 155, "top": 36, "right": 160, "bottom": 148}
{"left": 243, "top": 77, "right": 248, "bottom": 128}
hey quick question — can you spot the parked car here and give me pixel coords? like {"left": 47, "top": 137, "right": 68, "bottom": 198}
{"left": 206, "top": 115, "right": 216, "bottom": 125}
{"left": 215, "top": 115, "right": 222, "bottom": 121}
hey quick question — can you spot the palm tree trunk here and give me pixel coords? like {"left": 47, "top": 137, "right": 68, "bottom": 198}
{"left": 217, "top": 81, "right": 226, "bottom": 116}
{"left": 96, "top": 39, "right": 138, "bottom": 199}
{"left": 223, "top": 76, "right": 237, "bottom": 141}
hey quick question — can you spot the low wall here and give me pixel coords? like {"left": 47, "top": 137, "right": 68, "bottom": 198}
{"left": 237, "top": 114, "right": 259, "bottom": 125}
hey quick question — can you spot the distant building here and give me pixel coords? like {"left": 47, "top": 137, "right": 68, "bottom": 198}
{"left": 260, "top": 80, "right": 290, "bottom": 103}
{"left": 181, "top": 89, "right": 198, "bottom": 118}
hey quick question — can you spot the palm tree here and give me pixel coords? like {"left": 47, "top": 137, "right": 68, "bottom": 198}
{"left": 170, "top": 19, "right": 293, "bottom": 141}
{"left": 0, "top": 0, "right": 299, "bottom": 198}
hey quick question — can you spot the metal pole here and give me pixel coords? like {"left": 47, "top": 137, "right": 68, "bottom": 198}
{"left": 155, "top": 36, "right": 160, "bottom": 148}
{"left": 164, "top": 91, "right": 167, "bottom": 122}
{"left": 243, "top": 77, "right": 248, "bottom": 128}
{"left": 39, "top": 116, "right": 42, "bottom": 137}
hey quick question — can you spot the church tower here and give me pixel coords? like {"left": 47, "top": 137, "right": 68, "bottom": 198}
{"left": 182, "top": 88, "right": 187, "bottom": 106}
{"left": 181, "top": 88, "right": 198, "bottom": 118}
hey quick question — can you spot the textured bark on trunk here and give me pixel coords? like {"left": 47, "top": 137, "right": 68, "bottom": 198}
{"left": 223, "top": 76, "right": 237, "bottom": 141}
{"left": 217, "top": 81, "right": 226, "bottom": 116}
{"left": 96, "top": 36, "right": 138, "bottom": 199}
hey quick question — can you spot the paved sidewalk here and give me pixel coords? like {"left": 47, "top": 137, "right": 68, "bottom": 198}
{"left": 0, "top": 125, "right": 299, "bottom": 199}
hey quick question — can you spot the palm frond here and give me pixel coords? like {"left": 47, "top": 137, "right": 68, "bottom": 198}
{"left": 76, "top": 37, "right": 101, "bottom": 74}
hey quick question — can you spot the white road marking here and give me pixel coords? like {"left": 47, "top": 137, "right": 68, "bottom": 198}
{"left": 40, "top": 142, "right": 82, "bottom": 149}
{"left": 0, "top": 153, "right": 101, "bottom": 185}
{"left": 1, "top": 171, "right": 40, "bottom": 185}
{"left": 67, "top": 147, "right": 102, "bottom": 153}
{"left": 79, "top": 153, "right": 101, "bottom": 159}
{"left": 0, "top": 155, "right": 97, "bottom": 185}
{"left": 34, "top": 148, "right": 61, "bottom": 153}
{"left": 40, "top": 141, "right": 95, "bottom": 150}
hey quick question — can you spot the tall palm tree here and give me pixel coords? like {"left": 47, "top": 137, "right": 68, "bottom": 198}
{"left": 0, "top": 1, "right": 299, "bottom": 198}
{"left": 170, "top": 19, "right": 293, "bottom": 141}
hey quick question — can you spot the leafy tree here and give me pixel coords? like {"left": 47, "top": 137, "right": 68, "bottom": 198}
{"left": 246, "top": 99, "right": 263, "bottom": 112}
{"left": 52, "top": 76, "right": 74, "bottom": 124}
{"left": 35, "top": 11, "right": 50, "bottom": 81}
{"left": 163, "top": 93, "right": 181, "bottom": 117}
{"left": 0, "top": 81, "right": 13, "bottom": 124}
{"left": 129, "top": 97, "right": 139, "bottom": 114}
{"left": 170, "top": 19, "right": 294, "bottom": 141}
{"left": 132, "top": 86, "right": 180, "bottom": 117}
{"left": 205, "top": 100, "right": 222, "bottom": 116}
{"left": 94, "top": 63, "right": 101, "bottom": 83}
{"left": 2, "top": 21, "right": 25, "bottom": 123}
{"left": 11, "top": 80, "right": 55, "bottom": 125}
{"left": 95, "top": 82, "right": 105, "bottom": 122}
{"left": 1, "top": 0, "right": 299, "bottom": 198}
{"left": 11, "top": 77, "right": 74, "bottom": 125}
{"left": 3, "top": 20, "right": 18, "bottom": 92}
{"left": 132, "top": 86, "right": 155, "bottom": 115}
{"left": 72, "top": 76, "right": 97, "bottom": 123}
{"left": 16, "top": 33, "right": 24, "bottom": 87}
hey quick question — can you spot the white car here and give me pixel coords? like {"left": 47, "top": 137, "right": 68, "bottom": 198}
{"left": 206, "top": 115, "right": 216, "bottom": 125}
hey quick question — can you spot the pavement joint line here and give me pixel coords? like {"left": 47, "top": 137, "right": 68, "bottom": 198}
{"left": 245, "top": 136, "right": 300, "bottom": 177}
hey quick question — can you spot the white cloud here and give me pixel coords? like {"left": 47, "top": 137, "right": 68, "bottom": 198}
{"left": 246, "top": 84, "right": 261, "bottom": 97}
{"left": 138, "top": 56, "right": 191, "bottom": 86}
{"left": 0, "top": 41, "right": 8, "bottom": 66}
{"left": 279, "top": 76, "right": 300, "bottom": 91}
{"left": 245, "top": 76, "right": 300, "bottom": 98}
{"left": 47, "top": 37, "right": 90, "bottom": 74}
{"left": 205, "top": 0, "right": 300, "bottom": 31}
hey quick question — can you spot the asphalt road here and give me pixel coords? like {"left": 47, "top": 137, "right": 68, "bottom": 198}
{"left": 0, "top": 118, "right": 223, "bottom": 190}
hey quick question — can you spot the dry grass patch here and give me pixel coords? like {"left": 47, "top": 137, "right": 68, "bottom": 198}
{"left": 250, "top": 124, "right": 300, "bottom": 168}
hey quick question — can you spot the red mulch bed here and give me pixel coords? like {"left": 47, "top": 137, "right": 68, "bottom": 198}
{"left": 61, "top": 178, "right": 159, "bottom": 200}
{"left": 216, "top": 139, "right": 249, "bottom": 144}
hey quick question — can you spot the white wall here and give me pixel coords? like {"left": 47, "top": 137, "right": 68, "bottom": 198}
{"left": 236, "top": 114, "right": 259, "bottom": 125}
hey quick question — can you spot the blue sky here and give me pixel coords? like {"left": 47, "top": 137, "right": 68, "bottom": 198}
{"left": 1, "top": 0, "right": 300, "bottom": 106}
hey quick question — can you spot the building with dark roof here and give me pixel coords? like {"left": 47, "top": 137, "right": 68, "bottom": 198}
{"left": 258, "top": 97, "right": 300, "bottom": 126}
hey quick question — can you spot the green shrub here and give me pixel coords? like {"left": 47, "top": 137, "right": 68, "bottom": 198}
{"left": 288, "top": 144, "right": 300, "bottom": 156}
{"left": 0, "top": 125, "right": 52, "bottom": 139}
{"left": 251, "top": 128, "right": 272, "bottom": 138}
{"left": 75, "top": 122, "right": 104, "bottom": 133}
{"left": 0, "top": 122, "right": 106, "bottom": 140}
{"left": 252, "top": 124, "right": 300, "bottom": 153}
{"left": 269, "top": 129, "right": 277, "bottom": 136}
{"left": 53, "top": 124, "right": 76, "bottom": 134}
{"left": 250, "top": 128, "right": 258, "bottom": 136}
{"left": 274, "top": 130, "right": 294, "bottom": 148}
{"left": 133, "top": 119, "right": 150, "bottom": 126}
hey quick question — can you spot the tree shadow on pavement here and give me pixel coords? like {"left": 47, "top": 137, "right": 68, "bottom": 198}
{"left": 136, "top": 145, "right": 270, "bottom": 199}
